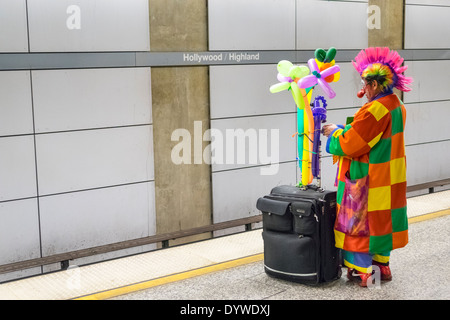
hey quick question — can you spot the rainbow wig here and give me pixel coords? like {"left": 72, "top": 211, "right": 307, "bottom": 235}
{"left": 352, "top": 47, "right": 413, "bottom": 92}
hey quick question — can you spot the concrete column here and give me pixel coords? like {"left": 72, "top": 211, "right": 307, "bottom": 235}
{"left": 368, "top": 0, "right": 405, "bottom": 98}
{"left": 368, "top": 0, "right": 404, "bottom": 50}
{"left": 149, "top": 0, "right": 212, "bottom": 246}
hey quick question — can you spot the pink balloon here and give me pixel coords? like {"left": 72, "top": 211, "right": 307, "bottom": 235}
{"left": 308, "top": 58, "right": 319, "bottom": 73}
{"left": 298, "top": 75, "right": 318, "bottom": 89}
{"left": 299, "top": 58, "right": 340, "bottom": 99}
{"left": 318, "top": 78, "right": 336, "bottom": 99}
{"left": 320, "top": 65, "right": 340, "bottom": 79}
{"left": 277, "top": 73, "right": 292, "bottom": 83}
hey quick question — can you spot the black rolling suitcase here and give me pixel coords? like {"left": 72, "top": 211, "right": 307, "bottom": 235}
{"left": 256, "top": 184, "right": 342, "bottom": 285}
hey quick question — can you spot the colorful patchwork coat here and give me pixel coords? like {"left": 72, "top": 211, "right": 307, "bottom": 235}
{"left": 326, "top": 93, "right": 408, "bottom": 254}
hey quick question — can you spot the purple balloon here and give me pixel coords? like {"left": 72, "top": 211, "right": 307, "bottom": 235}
{"left": 298, "top": 58, "right": 340, "bottom": 99}
{"left": 297, "top": 75, "right": 318, "bottom": 89}
{"left": 277, "top": 73, "right": 293, "bottom": 83}
{"left": 318, "top": 78, "right": 336, "bottom": 99}
{"left": 321, "top": 65, "right": 340, "bottom": 79}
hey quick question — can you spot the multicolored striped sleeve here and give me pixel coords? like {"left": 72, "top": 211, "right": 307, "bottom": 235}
{"left": 326, "top": 101, "right": 391, "bottom": 158}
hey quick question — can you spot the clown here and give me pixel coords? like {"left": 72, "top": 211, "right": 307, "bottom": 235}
{"left": 322, "top": 47, "right": 413, "bottom": 287}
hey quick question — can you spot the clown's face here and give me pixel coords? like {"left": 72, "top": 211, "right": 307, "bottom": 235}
{"left": 361, "top": 78, "right": 382, "bottom": 101}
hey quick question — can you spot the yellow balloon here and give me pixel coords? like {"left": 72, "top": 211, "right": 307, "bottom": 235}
{"left": 301, "top": 90, "right": 314, "bottom": 186}
{"left": 333, "top": 71, "right": 341, "bottom": 82}
{"left": 277, "top": 60, "right": 293, "bottom": 76}
{"left": 289, "top": 65, "right": 309, "bottom": 80}
{"left": 269, "top": 82, "right": 291, "bottom": 93}
{"left": 290, "top": 82, "right": 303, "bottom": 110}
{"left": 316, "top": 59, "right": 340, "bottom": 82}
{"left": 301, "top": 108, "right": 310, "bottom": 186}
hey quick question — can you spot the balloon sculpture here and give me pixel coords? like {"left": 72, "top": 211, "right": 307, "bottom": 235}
{"left": 298, "top": 47, "right": 341, "bottom": 99}
{"left": 269, "top": 60, "right": 310, "bottom": 109}
{"left": 269, "top": 47, "right": 340, "bottom": 188}
{"left": 311, "top": 96, "right": 327, "bottom": 181}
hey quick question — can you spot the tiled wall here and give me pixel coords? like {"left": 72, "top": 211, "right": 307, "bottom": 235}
{"left": 0, "top": 0, "right": 154, "bottom": 281}
{"left": 403, "top": 0, "right": 450, "bottom": 185}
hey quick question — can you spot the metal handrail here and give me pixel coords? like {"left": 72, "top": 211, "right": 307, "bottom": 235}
{"left": 0, "top": 215, "right": 262, "bottom": 275}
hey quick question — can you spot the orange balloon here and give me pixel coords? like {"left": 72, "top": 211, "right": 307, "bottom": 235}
{"left": 320, "top": 63, "right": 335, "bottom": 83}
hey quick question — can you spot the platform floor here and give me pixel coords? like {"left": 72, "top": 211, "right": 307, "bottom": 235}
{"left": 0, "top": 190, "right": 449, "bottom": 300}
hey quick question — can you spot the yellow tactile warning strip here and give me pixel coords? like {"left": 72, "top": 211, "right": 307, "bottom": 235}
{"left": 76, "top": 208, "right": 450, "bottom": 301}
{"left": 408, "top": 208, "right": 450, "bottom": 224}
{"left": 74, "top": 253, "right": 264, "bottom": 300}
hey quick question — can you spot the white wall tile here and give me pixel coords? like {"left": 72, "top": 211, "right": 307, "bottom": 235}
{"left": 210, "top": 114, "right": 296, "bottom": 173}
{"left": 28, "top": 0, "right": 150, "bottom": 52}
{"left": 0, "top": 199, "right": 40, "bottom": 264}
{"left": 212, "top": 162, "right": 298, "bottom": 223}
{"left": 0, "top": 136, "right": 37, "bottom": 201}
{"left": 405, "top": 141, "right": 450, "bottom": 186}
{"left": 0, "top": 0, "right": 28, "bottom": 52}
{"left": 404, "top": 101, "right": 450, "bottom": 145}
{"left": 0, "top": 71, "right": 33, "bottom": 136}
{"left": 36, "top": 125, "right": 154, "bottom": 195}
{"left": 210, "top": 65, "right": 297, "bottom": 119}
{"left": 39, "top": 182, "right": 156, "bottom": 255}
{"left": 405, "top": 5, "right": 450, "bottom": 49}
{"left": 208, "top": 0, "right": 296, "bottom": 50}
{"left": 403, "top": 60, "right": 450, "bottom": 103}
{"left": 297, "top": 0, "right": 368, "bottom": 50}
{"left": 406, "top": 0, "right": 450, "bottom": 7}
{"left": 33, "top": 68, "right": 152, "bottom": 133}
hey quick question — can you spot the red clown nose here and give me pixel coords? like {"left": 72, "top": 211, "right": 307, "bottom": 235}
{"left": 357, "top": 89, "right": 365, "bottom": 98}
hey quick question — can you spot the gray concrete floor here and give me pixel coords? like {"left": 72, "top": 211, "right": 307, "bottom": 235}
{"left": 112, "top": 214, "right": 450, "bottom": 300}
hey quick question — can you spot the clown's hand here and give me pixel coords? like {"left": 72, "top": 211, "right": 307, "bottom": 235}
{"left": 322, "top": 123, "right": 338, "bottom": 137}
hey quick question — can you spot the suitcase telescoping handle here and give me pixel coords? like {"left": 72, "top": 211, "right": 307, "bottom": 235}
{"left": 256, "top": 197, "right": 290, "bottom": 216}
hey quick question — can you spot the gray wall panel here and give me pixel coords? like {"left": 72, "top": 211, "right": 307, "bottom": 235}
{"left": 0, "top": 0, "right": 28, "bottom": 52}
{"left": 404, "top": 60, "right": 450, "bottom": 104}
{"left": 405, "top": 5, "right": 450, "bottom": 49}
{"left": 32, "top": 68, "right": 152, "bottom": 133}
{"left": 210, "top": 114, "right": 296, "bottom": 173}
{"left": 208, "top": 0, "right": 296, "bottom": 50}
{"left": 406, "top": 141, "right": 450, "bottom": 185}
{"left": 0, "top": 71, "right": 33, "bottom": 136}
{"left": 0, "top": 136, "right": 37, "bottom": 202}
{"left": 39, "top": 182, "right": 156, "bottom": 256}
{"left": 210, "top": 65, "right": 296, "bottom": 119}
{"left": 212, "top": 162, "right": 298, "bottom": 224}
{"left": 36, "top": 126, "right": 154, "bottom": 196}
{"left": 404, "top": 101, "right": 450, "bottom": 146}
{"left": 297, "top": 0, "right": 368, "bottom": 50}
{"left": 406, "top": 0, "right": 450, "bottom": 6}
{"left": 27, "top": 0, "right": 150, "bottom": 52}
{"left": 0, "top": 199, "right": 40, "bottom": 264}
